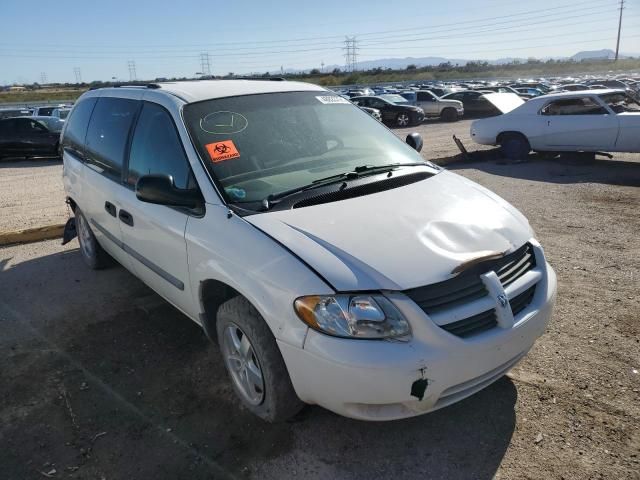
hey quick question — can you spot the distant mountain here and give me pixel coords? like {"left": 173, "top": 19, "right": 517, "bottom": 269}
{"left": 571, "top": 49, "right": 618, "bottom": 61}
{"left": 262, "top": 49, "right": 637, "bottom": 75}
{"left": 320, "top": 56, "right": 469, "bottom": 73}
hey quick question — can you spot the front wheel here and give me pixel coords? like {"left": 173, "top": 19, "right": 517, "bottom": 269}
{"left": 441, "top": 108, "right": 458, "bottom": 122}
{"left": 216, "top": 296, "right": 304, "bottom": 422}
{"left": 396, "top": 113, "right": 411, "bottom": 127}
{"left": 499, "top": 133, "right": 530, "bottom": 160}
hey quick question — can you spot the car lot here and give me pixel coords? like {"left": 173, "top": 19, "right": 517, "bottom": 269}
{"left": 1, "top": 118, "right": 639, "bottom": 479}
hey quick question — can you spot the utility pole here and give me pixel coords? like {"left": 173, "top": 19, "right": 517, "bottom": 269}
{"left": 615, "top": 0, "right": 625, "bottom": 61}
{"left": 127, "top": 60, "right": 137, "bottom": 81}
{"left": 199, "top": 53, "right": 211, "bottom": 76}
{"left": 321, "top": 61, "right": 325, "bottom": 72}
{"left": 40, "top": 72, "right": 48, "bottom": 84}
{"left": 343, "top": 37, "right": 358, "bottom": 72}
{"left": 73, "top": 67, "right": 82, "bottom": 83}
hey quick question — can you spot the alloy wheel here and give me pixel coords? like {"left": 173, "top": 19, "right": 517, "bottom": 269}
{"left": 222, "top": 323, "right": 265, "bottom": 405}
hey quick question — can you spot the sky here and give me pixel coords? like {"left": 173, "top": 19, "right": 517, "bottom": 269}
{"left": 1, "top": 0, "right": 638, "bottom": 84}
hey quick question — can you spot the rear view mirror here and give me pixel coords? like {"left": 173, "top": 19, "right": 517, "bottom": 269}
{"left": 136, "top": 174, "right": 202, "bottom": 209}
{"left": 406, "top": 132, "right": 423, "bottom": 152}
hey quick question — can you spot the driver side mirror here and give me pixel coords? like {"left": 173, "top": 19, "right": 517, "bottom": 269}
{"left": 136, "top": 174, "right": 202, "bottom": 210}
{"left": 405, "top": 132, "right": 423, "bottom": 152}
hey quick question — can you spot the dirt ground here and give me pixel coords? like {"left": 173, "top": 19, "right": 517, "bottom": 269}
{"left": 1, "top": 119, "right": 639, "bottom": 479}
{"left": 0, "top": 158, "right": 68, "bottom": 232}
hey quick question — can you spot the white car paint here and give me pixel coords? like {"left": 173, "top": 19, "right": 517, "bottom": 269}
{"left": 62, "top": 80, "right": 557, "bottom": 421}
{"left": 471, "top": 89, "right": 640, "bottom": 153}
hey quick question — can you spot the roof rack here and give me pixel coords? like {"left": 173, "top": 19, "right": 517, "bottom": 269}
{"left": 235, "top": 77, "right": 286, "bottom": 82}
{"left": 89, "top": 83, "right": 161, "bottom": 91}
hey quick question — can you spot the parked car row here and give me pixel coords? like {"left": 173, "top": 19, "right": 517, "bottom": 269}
{"left": 335, "top": 74, "right": 640, "bottom": 125}
{"left": 0, "top": 103, "right": 73, "bottom": 159}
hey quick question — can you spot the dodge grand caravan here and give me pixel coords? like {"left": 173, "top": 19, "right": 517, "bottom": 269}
{"left": 61, "top": 80, "right": 557, "bottom": 422}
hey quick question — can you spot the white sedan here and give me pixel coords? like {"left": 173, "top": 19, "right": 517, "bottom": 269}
{"left": 471, "top": 89, "right": 640, "bottom": 159}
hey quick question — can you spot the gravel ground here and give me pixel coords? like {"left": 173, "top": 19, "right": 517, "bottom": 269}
{"left": 1, "top": 119, "right": 639, "bottom": 479}
{"left": 0, "top": 158, "right": 67, "bottom": 232}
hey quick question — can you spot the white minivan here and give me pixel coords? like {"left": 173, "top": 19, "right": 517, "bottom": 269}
{"left": 62, "top": 80, "right": 556, "bottom": 422}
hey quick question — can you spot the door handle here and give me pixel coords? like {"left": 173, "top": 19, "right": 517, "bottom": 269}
{"left": 118, "top": 210, "right": 134, "bottom": 227}
{"left": 104, "top": 201, "right": 117, "bottom": 217}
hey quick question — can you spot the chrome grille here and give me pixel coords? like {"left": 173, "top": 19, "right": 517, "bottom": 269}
{"left": 439, "top": 309, "right": 497, "bottom": 338}
{"left": 405, "top": 243, "right": 537, "bottom": 338}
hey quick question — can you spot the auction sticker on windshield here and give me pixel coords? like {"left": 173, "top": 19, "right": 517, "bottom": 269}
{"left": 316, "top": 95, "right": 350, "bottom": 104}
{"left": 205, "top": 140, "right": 240, "bottom": 163}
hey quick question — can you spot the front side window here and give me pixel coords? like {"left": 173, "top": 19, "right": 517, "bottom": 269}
{"left": 17, "top": 119, "right": 47, "bottom": 134}
{"left": 541, "top": 97, "right": 608, "bottom": 116}
{"left": 183, "top": 91, "right": 431, "bottom": 206}
{"left": 127, "top": 102, "right": 192, "bottom": 189}
{"left": 598, "top": 92, "right": 640, "bottom": 113}
{"left": 85, "top": 97, "right": 138, "bottom": 179}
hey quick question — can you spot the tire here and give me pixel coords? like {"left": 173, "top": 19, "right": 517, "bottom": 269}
{"left": 441, "top": 108, "right": 458, "bottom": 122}
{"left": 499, "top": 133, "right": 530, "bottom": 160}
{"left": 216, "top": 296, "right": 304, "bottom": 422}
{"left": 396, "top": 112, "right": 411, "bottom": 127}
{"left": 75, "top": 208, "right": 113, "bottom": 269}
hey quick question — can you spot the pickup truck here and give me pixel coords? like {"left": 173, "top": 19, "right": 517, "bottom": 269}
{"left": 416, "top": 90, "right": 464, "bottom": 122}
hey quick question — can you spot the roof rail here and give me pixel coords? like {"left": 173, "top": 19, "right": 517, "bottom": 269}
{"left": 89, "top": 83, "right": 161, "bottom": 91}
{"left": 235, "top": 77, "right": 286, "bottom": 82}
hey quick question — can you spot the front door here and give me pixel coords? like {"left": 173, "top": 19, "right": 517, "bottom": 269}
{"left": 538, "top": 97, "right": 619, "bottom": 150}
{"left": 118, "top": 101, "right": 199, "bottom": 318}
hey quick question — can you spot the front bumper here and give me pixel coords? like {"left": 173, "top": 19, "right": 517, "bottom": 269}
{"left": 279, "top": 258, "right": 557, "bottom": 421}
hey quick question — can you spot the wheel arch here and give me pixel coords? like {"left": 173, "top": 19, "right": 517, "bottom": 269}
{"left": 198, "top": 279, "right": 241, "bottom": 342}
{"left": 496, "top": 130, "right": 529, "bottom": 145}
{"left": 66, "top": 196, "right": 78, "bottom": 213}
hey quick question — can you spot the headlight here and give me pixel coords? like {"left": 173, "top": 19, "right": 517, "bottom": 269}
{"left": 294, "top": 294, "right": 410, "bottom": 339}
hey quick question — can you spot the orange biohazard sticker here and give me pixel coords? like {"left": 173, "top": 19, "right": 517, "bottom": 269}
{"left": 205, "top": 140, "right": 240, "bottom": 163}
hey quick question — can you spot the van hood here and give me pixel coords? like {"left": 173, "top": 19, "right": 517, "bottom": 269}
{"left": 246, "top": 170, "right": 533, "bottom": 292}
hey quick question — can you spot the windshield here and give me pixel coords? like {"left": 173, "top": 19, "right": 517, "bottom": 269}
{"left": 183, "top": 91, "right": 429, "bottom": 204}
{"left": 380, "top": 94, "right": 408, "bottom": 105}
{"left": 57, "top": 109, "right": 70, "bottom": 119}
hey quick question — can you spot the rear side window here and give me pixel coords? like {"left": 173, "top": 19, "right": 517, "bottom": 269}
{"left": 85, "top": 97, "right": 139, "bottom": 180}
{"left": 127, "top": 102, "right": 191, "bottom": 189}
{"left": 541, "top": 98, "right": 608, "bottom": 116}
{"left": 62, "top": 98, "right": 97, "bottom": 160}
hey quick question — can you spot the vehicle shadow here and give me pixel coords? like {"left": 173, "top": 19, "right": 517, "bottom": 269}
{"left": 441, "top": 150, "right": 640, "bottom": 188}
{"left": 0, "top": 156, "right": 61, "bottom": 167}
{"left": 0, "top": 246, "right": 517, "bottom": 480}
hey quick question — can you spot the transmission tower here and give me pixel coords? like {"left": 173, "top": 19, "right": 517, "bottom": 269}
{"left": 615, "top": 0, "right": 625, "bottom": 61}
{"left": 200, "top": 52, "right": 211, "bottom": 76}
{"left": 127, "top": 60, "right": 137, "bottom": 81}
{"left": 343, "top": 37, "right": 358, "bottom": 72}
{"left": 40, "top": 72, "right": 48, "bottom": 84}
{"left": 73, "top": 67, "right": 82, "bottom": 83}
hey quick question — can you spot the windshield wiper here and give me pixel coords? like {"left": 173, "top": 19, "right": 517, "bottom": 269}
{"left": 262, "top": 162, "right": 427, "bottom": 209}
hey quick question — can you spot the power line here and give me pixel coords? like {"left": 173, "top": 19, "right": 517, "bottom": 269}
{"left": 615, "top": 0, "right": 625, "bottom": 60}
{"left": 40, "top": 72, "right": 47, "bottom": 84}
{"left": 73, "top": 67, "right": 81, "bottom": 83}
{"left": 127, "top": 60, "right": 137, "bottom": 81}
{"left": 0, "top": 0, "right": 609, "bottom": 52}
